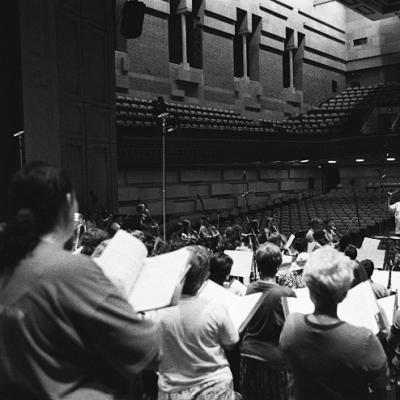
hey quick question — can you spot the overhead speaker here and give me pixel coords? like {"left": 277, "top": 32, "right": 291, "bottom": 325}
{"left": 120, "top": 1, "right": 146, "bottom": 39}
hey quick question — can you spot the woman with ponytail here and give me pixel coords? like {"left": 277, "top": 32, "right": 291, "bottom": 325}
{"left": 0, "top": 162, "right": 160, "bottom": 400}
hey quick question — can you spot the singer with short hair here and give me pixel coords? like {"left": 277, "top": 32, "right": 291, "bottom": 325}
{"left": 280, "top": 247, "right": 388, "bottom": 400}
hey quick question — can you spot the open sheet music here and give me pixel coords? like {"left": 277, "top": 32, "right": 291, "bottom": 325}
{"left": 283, "top": 281, "right": 382, "bottom": 334}
{"left": 199, "top": 280, "right": 263, "bottom": 332}
{"left": 377, "top": 294, "right": 397, "bottom": 330}
{"left": 94, "top": 230, "right": 191, "bottom": 312}
{"left": 373, "top": 270, "right": 400, "bottom": 291}
{"left": 357, "top": 237, "right": 386, "bottom": 269}
{"left": 224, "top": 250, "right": 253, "bottom": 278}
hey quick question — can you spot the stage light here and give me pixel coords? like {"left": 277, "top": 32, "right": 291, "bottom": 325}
{"left": 355, "top": 159, "right": 365, "bottom": 162}
{"left": 328, "top": 160, "right": 336, "bottom": 164}
{"left": 387, "top": 157, "right": 396, "bottom": 161}
{"left": 300, "top": 159, "right": 309, "bottom": 163}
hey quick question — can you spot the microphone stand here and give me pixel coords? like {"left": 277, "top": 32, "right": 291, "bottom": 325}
{"left": 350, "top": 180, "right": 361, "bottom": 228}
{"left": 13, "top": 131, "right": 25, "bottom": 169}
{"left": 242, "top": 191, "right": 259, "bottom": 281}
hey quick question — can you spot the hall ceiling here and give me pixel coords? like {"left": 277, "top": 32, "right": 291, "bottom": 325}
{"left": 334, "top": 0, "right": 400, "bottom": 19}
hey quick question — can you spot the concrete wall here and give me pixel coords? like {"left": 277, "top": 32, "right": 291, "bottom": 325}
{"left": 346, "top": 8, "right": 400, "bottom": 85}
{"left": 115, "top": 0, "right": 356, "bottom": 118}
{"left": 339, "top": 165, "right": 400, "bottom": 191}
{"left": 118, "top": 165, "right": 322, "bottom": 219}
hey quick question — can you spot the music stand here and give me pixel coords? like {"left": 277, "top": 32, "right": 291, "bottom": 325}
{"left": 389, "top": 189, "right": 400, "bottom": 206}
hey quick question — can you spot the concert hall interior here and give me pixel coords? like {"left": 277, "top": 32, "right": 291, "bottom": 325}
{"left": 1, "top": 0, "right": 400, "bottom": 399}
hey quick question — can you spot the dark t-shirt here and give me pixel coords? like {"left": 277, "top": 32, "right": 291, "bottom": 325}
{"left": 280, "top": 312, "right": 388, "bottom": 400}
{"left": 241, "top": 280, "right": 295, "bottom": 365}
{"left": 0, "top": 242, "right": 160, "bottom": 400}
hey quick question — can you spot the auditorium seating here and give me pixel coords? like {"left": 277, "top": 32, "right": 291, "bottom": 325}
{"left": 272, "top": 81, "right": 400, "bottom": 135}
{"left": 215, "top": 189, "right": 390, "bottom": 241}
{"left": 117, "top": 81, "right": 399, "bottom": 136}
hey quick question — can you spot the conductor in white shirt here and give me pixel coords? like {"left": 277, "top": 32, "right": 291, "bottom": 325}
{"left": 388, "top": 192, "right": 400, "bottom": 235}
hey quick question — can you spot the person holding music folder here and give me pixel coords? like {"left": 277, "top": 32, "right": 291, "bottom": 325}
{"left": 157, "top": 246, "right": 239, "bottom": 400}
{"left": 209, "top": 252, "right": 246, "bottom": 296}
{"left": 0, "top": 162, "right": 160, "bottom": 400}
{"left": 280, "top": 247, "right": 388, "bottom": 400}
{"left": 240, "top": 243, "right": 295, "bottom": 400}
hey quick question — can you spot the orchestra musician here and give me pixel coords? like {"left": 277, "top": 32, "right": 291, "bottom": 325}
{"left": 123, "top": 203, "right": 158, "bottom": 235}
{"left": 199, "top": 215, "right": 220, "bottom": 249}
{"left": 324, "top": 218, "right": 341, "bottom": 246}
{"left": 305, "top": 217, "right": 324, "bottom": 243}
{"left": 181, "top": 219, "right": 199, "bottom": 244}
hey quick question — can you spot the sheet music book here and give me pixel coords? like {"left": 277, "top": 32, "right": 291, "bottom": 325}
{"left": 94, "top": 230, "right": 191, "bottom": 312}
{"left": 357, "top": 237, "right": 385, "bottom": 269}
{"left": 373, "top": 270, "right": 400, "bottom": 291}
{"left": 94, "top": 230, "right": 148, "bottom": 296}
{"left": 199, "top": 280, "right": 263, "bottom": 332}
{"left": 224, "top": 250, "right": 253, "bottom": 278}
{"left": 377, "top": 294, "right": 397, "bottom": 329}
{"left": 283, "top": 281, "right": 381, "bottom": 334}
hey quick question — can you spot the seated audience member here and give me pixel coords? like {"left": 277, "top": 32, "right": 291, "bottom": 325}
{"left": 344, "top": 244, "right": 369, "bottom": 287}
{"left": 157, "top": 246, "right": 239, "bottom": 400}
{"left": 360, "top": 259, "right": 389, "bottom": 299}
{"left": 280, "top": 247, "right": 388, "bottom": 400}
{"left": 240, "top": 243, "right": 295, "bottom": 400}
{"left": 0, "top": 162, "right": 160, "bottom": 399}
{"left": 78, "top": 227, "right": 110, "bottom": 256}
{"left": 305, "top": 218, "right": 324, "bottom": 243}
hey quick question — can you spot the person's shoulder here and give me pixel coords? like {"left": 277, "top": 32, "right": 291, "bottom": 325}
{"left": 339, "top": 321, "right": 376, "bottom": 341}
{"left": 43, "top": 249, "right": 105, "bottom": 282}
{"left": 271, "top": 283, "right": 296, "bottom": 297}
